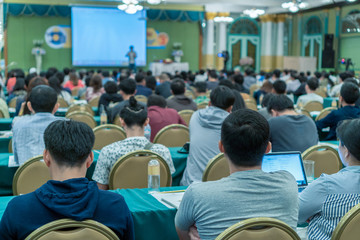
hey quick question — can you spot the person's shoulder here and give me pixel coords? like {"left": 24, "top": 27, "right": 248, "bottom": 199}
{"left": 5, "top": 192, "right": 37, "bottom": 212}
{"left": 151, "top": 143, "right": 170, "bottom": 153}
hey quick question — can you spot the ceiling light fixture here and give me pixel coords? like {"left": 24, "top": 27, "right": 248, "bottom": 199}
{"left": 282, "top": 0, "right": 308, "bottom": 13}
{"left": 118, "top": 0, "right": 164, "bottom": 14}
{"left": 214, "top": 16, "right": 234, "bottom": 23}
{"left": 243, "top": 9, "right": 265, "bottom": 18}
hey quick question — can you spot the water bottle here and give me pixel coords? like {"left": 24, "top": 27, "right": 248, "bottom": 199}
{"left": 100, "top": 105, "right": 107, "bottom": 125}
{"left": 148, "top": 159, "right": 160, "bottom": 192}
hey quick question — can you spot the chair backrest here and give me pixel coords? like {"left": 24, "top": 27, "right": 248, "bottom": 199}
{"left": 153, "top": 124, "right": 189, "bottom": 147}
{"left": 113, "top": 116, "right": 121, "bottom": 127}
{"left": 331, "top": 203, "right": 360, "bottom": 240}
{"left": 245, "top": 100, "right": 258, "bottom": 111}
{"left": 12, "top": 155, "right": 50, "bottom": 195}
{"left": 93, "top": 124, "right": 126, "bottom": 150}
{"left": 300, "top": 109, "right": 312, "bottom": 119}
{"left": 71, "top": 88, "right": 80, "bottom": 97}
{"left": 303, "top": 101, "right": 324, "bottom": 112}
{"left": 197, "top": 102, "right": 208, "bottom": 109}
{"left": 25, "top": 219, "right": 119, "bottom": 240}
{"left": 215, "top": 217, "right": 301, "bottom": 240}
{"left": 315, "top": 107, "right": 337, "bottom": 121}
{"left": 66, "top": 104, "right": 94, "bottom": 116}
{"left": 315, "top": 88, "right": 328, "bottom": 98}
{"left": 241, "top": 93, "right": 251, "bottom": 101}
{"left": 8, "top": 97, "right": 17, "bottom": 108}
{"left": 302, "top": 145, "right": 342, "bottom": 178}
{"left": 109, "top": 150, "right": 171, "bottom": 189}
{"left": 8, "top": 138, "right": 12, "bottom": 153}
{"left": 57, "top": 97, "right": 69, "bottom": 108}
{"left": 0, "top": 110, "right": 4, "bottom": 118}
{"left": 135, "top": 95, "right": 148, "bottom": 103}
{"left": 249, "top": 84, "right": 260, "bottom": 98}
{"left": 185, "top": 90, "right": 195, "bottom": 99}
{"left": 66, "top": 111, "right": 97, "bottom": 129}
{"left": 178, "top": 110, "right": 194, "bottom": 126}
{"left": 88, "top": 96, "right": 100, "bottom": 107}
{"left": 202, "top": 153, "right": 230, "bottom": 182}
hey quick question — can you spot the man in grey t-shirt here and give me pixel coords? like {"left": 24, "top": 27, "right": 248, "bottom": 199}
{"left": 175, "top": 109, "right": 299, "bottom": 240}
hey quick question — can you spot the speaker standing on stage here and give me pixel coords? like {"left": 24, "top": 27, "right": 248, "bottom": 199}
{"left": 126, "top": 45, "right": 137, "bottom": 73}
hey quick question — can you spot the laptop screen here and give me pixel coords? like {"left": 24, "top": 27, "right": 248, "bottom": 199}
{"left": 261, "top": 152, "right": 308, "bottom": 187}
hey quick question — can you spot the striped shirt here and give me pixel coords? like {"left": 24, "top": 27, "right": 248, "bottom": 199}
{"left": 299, "top": 166, "right": 360, "bottom": 240}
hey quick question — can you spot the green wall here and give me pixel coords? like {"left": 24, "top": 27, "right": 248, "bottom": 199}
{"left": 6, "top": 15, "right": 200, "bottom": 72}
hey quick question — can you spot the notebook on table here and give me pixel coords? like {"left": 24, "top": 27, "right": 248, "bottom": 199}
{"left": 261, "top": 152, "right": 308, "bottom": 191}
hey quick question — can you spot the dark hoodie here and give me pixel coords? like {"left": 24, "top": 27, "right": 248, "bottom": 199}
{"left": 166, "top": 94, "right": 197, "bottom": 112}
{"left": 0, "top": 178, "right": 134, "bottom": 239}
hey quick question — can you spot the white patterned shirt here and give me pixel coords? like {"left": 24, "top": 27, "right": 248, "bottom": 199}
{"left": 92, "top": 136, "right": 175, "bottom": 185}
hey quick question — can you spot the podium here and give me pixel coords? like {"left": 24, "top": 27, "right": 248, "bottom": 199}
{"left": 149, "top": 62, "right": 189, "bottom": 76}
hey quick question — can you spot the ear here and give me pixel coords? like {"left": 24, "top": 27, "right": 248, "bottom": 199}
{"left": 134, "top": 89, "right": 137, "bottom": 95}
{"left": 271, "top": 109, "right": 278, "bottom": 117}
{"left": 85, "top": 151, "right": 94, "bottom": 169}
{"left": 52, "top": 103, "right": 59, "bottom": 114}
{"left": 144, "top": 117, "right": 150, "bottom": 127}
{"left": 43, "top": 149, "right": 51, "bottom": 167}
{"left": 218, "top": 140, "right": 225, "bottom": 153}
{"left": 208, "top": 101, "right": 212, "bottom": 107}
{"left": 265, "top": 142, "right": 272, "bottom": 154}
{"left": 27, "top": 101, "right": 35, "bottom": 114}
{"left": 120, "top": 117, "right": 126, "bottom": 127}
{"left": 225, "top": 105, "right": 233, "bottom": 113}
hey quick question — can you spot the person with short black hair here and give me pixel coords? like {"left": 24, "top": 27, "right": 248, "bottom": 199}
{"left": 166, "top": 78, "right": 197, "bottom": 112}
{"left": 98, "top": 81, "right": 123, "bottom": 110}
{"left": 329, "top": 72, "right": 349, "bottom": 97}
{"left": 258, "top": 93, "right": 274, "bottom": 120}
{"left": 1, "top": 120, "right": 135, "bottom": 239}
{"left": 12, "top": 85, "right": 61, "bottom": 165}
{"left": 286, "top": 72, "right": 301, "bottom": 94}
{"left": 299, "top": 118, "right": 360, "bottom": 240}
{"left": 231, "top": 74, "right": 247, "bottom": 93}
{"left": 155, "top": 73, "right": 172, "bottom": 99}
{"left": 243, "top": 68, "right": 256, "bottom": 91}
{"left": 272, "top": 80, "right": 287, "bottom": 95}
{"left": 48, "top": 76, "right": 72, "bottom": 105}
{"left": 134, "top": 73, "right": 152, "bottom": 97}
{"left": 272, "top": 69, "right": 281, "bottom": 82}
{"left": 296, "top": 77, "right": 323, "bottom": 107}
{"left": 206, "top": 70, "right": 219, "bottom": 91}
{"left": 267, "top": 94, "right": 318, "bottom": 152}
{"left": 145, "top": 76, "right": 157, "bottom": 91}
{"left": 316, "top": 82, "right": 360, "bottom": 140}
{"left": 181, "top": 86, "right": 235, "bottom": 186}
{"left": 193, "top": 82, "right": 209, "bottom": 105}
{"left": 175, "top": 109, "right": 299, "bottom": 239}
{"left": 93, "top": 96, "right": 175, "bottom": 190}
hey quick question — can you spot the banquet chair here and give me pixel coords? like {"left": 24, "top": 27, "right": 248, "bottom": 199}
{"left": 315, "top": 88, "right": 328, "bottom": 98}
{"left": 8, "top": 97, "right": 17, "bottom": 108}
{"left": 315, "top": 107, "right": 337, "bottom": 121}
{"left": 66, "top": 111, "right": 97, "bottom": 129}
{"left": 331, "top": 203, "right": 360, "bottom": 240}
{"left": 153, "top": 124, "right": 189, "bottom": 147}
{"left": 71, "top": 87, "right": 80, "bottom": 97}
{"left": 134, "top": 95, "right": 148, "bottom": 104}
{"left": 202, "top": 153, "right": 229, "bottom": 182}
{"left": 8, "top": 138, "right": 12, "bottom": 153}
{"left": 300, "top": 109, "right": 312, "bottom": 119}
{"left": 88, "top": 96, "right": 100, "bottom": 107}
{"left": 113, "top": 116, "right": 121, "bottom": 127}
{"left": 178, "top": 110, "right": 194, "bottom": 126}
{"left": 303, "top": 101, "right": 323, "bottom": 112}
{"left": 57, "top": 97, "right": 69, "bottom": 108}
{"left": 66, "top": 104, "right": 94, "bottom": 116}
{"left": 0, "top": 110, "right": 4, "bottom": 118}
{"left": 249, "top": 84, "right": 260, "bottom": 98}
{"left": 302, "top": 145, "right": 342, "bottom": 178}
{"left": 215, "top": 217, "right": 301, "bottom": 240}
{"left": 12, "top": 155, "right": 50, "bottom": 196}
{"left": 245, "top": 100, "right": 258, "bottom": 111}
{"left": 185, "top": 90, "right": 196, "bottom": 99}
{"left": 197, "top": 102, "right": 208, "bottom": 109}
{"left": 240, "top": 93, "right": 251, "bottom": 101}
{"left": 25, "top": 219, "right": 119, "bottom": 240}
{"left": 93, "top": 124, "right": 126, "bottom": 150}
{"left": 109, "top": 150, "right": 171, "bottom": 189}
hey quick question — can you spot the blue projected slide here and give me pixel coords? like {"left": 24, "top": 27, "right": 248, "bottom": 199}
{"left": 71, "top": 7, "right": 146, "bottom": 67}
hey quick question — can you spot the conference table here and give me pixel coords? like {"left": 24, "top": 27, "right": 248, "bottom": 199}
{"left": 0, "top": 147, "right": 188, "bottom": 196}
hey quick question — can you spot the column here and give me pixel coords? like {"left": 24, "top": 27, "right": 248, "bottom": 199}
{"left": 275, "top": 15, "right": 286, "bottom": 69}
{"left": 205, "top": 12, "right": 216, "bottom": 69}
{"left": 216, "top": 12, "right": 230, "bottom": 70}
{"left": 259, "top": 14, "right": 275, "bottom": 72}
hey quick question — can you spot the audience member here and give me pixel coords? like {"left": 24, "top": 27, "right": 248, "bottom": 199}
{"left": 166, "top": 79, "right": 197, "bottom": 112}
{"left": 194, "top": 70, "right": 207, "bottom": 83}
{"left": 231, "top": 89, "right": 246, "bottom": 111}
{"left": 297, "top": 77, "right": 324, "bottom": 107}
{"left": 286, "top": 72, "right": 301, "bottom": 94}
{"left": 329, "top": 72, "right": 348, "bottom": 97}
{"left": 86, "top": 74, "right": 105, "bottom": 102}
{"left": 155, "top": 73, "right": 172, "bottom": 98}
{"left": 243, "top": 68, "right": 256, "bottom": 91}
{"left": 193, "top": 82, "right": 209, "bottom": 105}
{"left": 93, "top": 96, "right": 175, "bottom": 190}
{"left": 258, "top": 93, "right": 273, "bottom": 120}
{"left": 299, "top": 119, "right": 360, "bottom": 240}
{"left": 145, "top": 76, "right": 157, "bottom": 91}
{"left": 12, "top": 85, "right": 60, "bottom": 165}
{"left": 271, "top": 69, "right": 281, "bottom": 83}
{"left": 135, "top": 74, "right": 152, "bottom": 97}
{"left": 101, "top": 71, "right": 114, "bottom": 86}
{"left": 63, "top": 72, "right": 84, "bottom": 90}
{"left": 181, "top": 86, "right": 235, "bottom": 186}
{"left": 48, "top": 76, "right": 72, "bottom": 105}
{"left": 7, "top": 78, "right": 26, "bottom": 104}
{"left": 267, "top": 94, "right": 318, "bottom": 152}
{"left": 316, "top": 82, "right": 360, "bottom": 140}
{"left": 147, "top": 95, "right": 186, "bottom": 141}
{"left": 98, "top": 81, "right": 123, "bottom": 110}
{"left": 0, "top": 120, "right": 134, "bottom": 239}
{"left": 272, "top": 80, "right": 287, "bottom": 95}
{"left": 206, "top": 70, "right": 219, "bottom": 91}
{"left": 175, "top": 109, "right": 299, "bottom": 239}
{"left": 231, "top": 74, "right": 247, "bottom": 93}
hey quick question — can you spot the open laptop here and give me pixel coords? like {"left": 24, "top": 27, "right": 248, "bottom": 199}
{"left": 261, "top": 152, "right": 308, "bottom": 191}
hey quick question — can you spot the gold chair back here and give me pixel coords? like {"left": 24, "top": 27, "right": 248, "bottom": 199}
{"left": 71, "top": 87, "right": 80, "bottom": 97}
{"left": 178, "top": 110, "right": 194, "bottom": 126}
{"left": 202, "top": 153, "right": 230, "bottom": 182}
{"left": 113, "top": 116, "right": 121, "bottom": 127}
{"left": 66, "top": 104, "right": 94, "bottom": 116}
{"left": 25, "top": 219, "right": 119, "bottom": 240}
{"left": 331, "top": 203, "right": 360, "bottom": 240}
{"left": 315, "top": 107, "right": 337, "bottom": 121}
{"left": 302, "top": 145, "right": 342, "bottom": 178}
{"left": 135, "top": 95, "right": 148, "bottom": 103}
{"left": 300, "top": 109, "right": 312, "bottom": 118}
{"left": 245, "top": 100, "right": 258, "bottom": 111}
{"left": 303, "top": 101, "right": 323, "bottom": 112}
{"left": 57, "top": 97, "right": 69, "bottom": 108}
{"left": 249, "top": 84, "right": 260, "bottom": 98}
{"left": 93, "top": 124, "right": 126, "bottom": 150}
{"left": 8, "top": 138, "right": 12, "bottom": 153}
{"left": 215, "top": 217, "right": 301, "bottom": 240}
{"left": 109, "top": 150, "right": 171, "bottom": 189}
{"left": 185, "top": 90, "right": 195, "bottom": 99}
{"left": 66, "top": 111, "right": 97, "bottom": 129}
{"left": 241, "top": 93, "right": 251, "bottom": 101}
{"left": 315, "top": 88, "right": 328, "bottom": 98}
{"left": 12, "top": 155, "right": 50, "bottom": 195}
{"left": 153, "top": 124, "right": 189, "bottom": 147}
{"left": 8, "top": 97, "right": 17, "bottom": 108}
{"left": 88, "top": 96, "right": 100, "bottom": 107}
{"left": 0, "top": 110, "right": 4, "bottom": 118}
{"left": 197, "top": 102, "right": 208, "bottom": 109}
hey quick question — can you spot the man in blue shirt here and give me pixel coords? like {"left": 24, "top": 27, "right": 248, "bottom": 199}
{"left": 12, "top": 85, "right": 60, "bottom": 165}
{"left": 316, "top": 82, "right": 360, "bottom": 140}
{"left": 135, "top": 73, "right": 152, "bottom": 97}
{"left": 0, "top": 120, "right": 134, "bottom": 239}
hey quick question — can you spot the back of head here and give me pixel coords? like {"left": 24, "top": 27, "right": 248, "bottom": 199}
{"left": 135, "top": 73, "right": 145, "bottom": 83}
{"left": 245, "top": 68, "right": 253, "bottom": 76}
{"left": 46, "top": 67, "right": 58, "bottom": 80}
{"left": 63, "top": 67, "right": 70, "bottom": 75}
{"left": 314, "top": 71, "right": 321, "bottom": 79}
{"left": 337, "top": 119, "right": 360, "bottom": 162}
{"left": 219, "top": 80, "right": 235, "bottom": 89}
{"left": 194, "top": 82, "right": 207, "bottom": 93}
{"left": 209, "top": 70, "right": 218, "bottom": 80}
{"left": 28, "top": 85, "right": 58, "bottom": 113}
{"left": 339, "top": 72, "right": 350, "bottom": 82}
{"left": 340, "top": 82, "right": 360, "bottom": 104}
{"left": 28, "top": 77, "right": 48, "bottom": 92}
{"left": 159, "top": 73, "right": 170, "bottom": 82}
{"left": 119, "top": 78, "right": 137, "bottom": 95}
{"left": 90, "top": 74, "right": 102, "bottom": 91}
{"left": 267, "top": 94, "right": 294, "bottom": 113}
{"left": 13, "top": 78, "right": 25, "bottom": 92}
{"left": 273, "top": 80, "right": 286, "bottom": 94}
{"left": 69, "top": 72, "right": 78, "bottom": 85}
{"left": 290, "top": 72, "right": 298, "bottom": 79}
{"left": 273, "top": 69, "right": 281, "bottom": 78}
{"left": 48, "top": 76, "right": 62, "bottom": 94}
{"left": 231, "top": 89, "right": 246, "bottom": 111}
{"left": 307, "top": 77, "right": 319, "bottom": 91}
{"left": 232, "top": 74, "right": 244, "bottom": 85}
{"left": 104, "top": 81, "right": 118, "bottom": 94}
{"left": 261, "top": 93, "right": 274, "bottom": 108}
{"left": 55, "top": 72, "right": 65, "bottom": 85}
{"left": 44, "top": 120, "right": 94, "bottom": 168}
{"left": 147, "top": 94, "right": 166, "bottom": 108}
{"left": 120, "top": 96, "right": 147, "bottom": 127}
{"left": 210, "top": 86, "right": 235, "bottom": 110}
{"left": 102, "top": 71, "right": 110, "bottom": 78}
{"left": 221, "top": 109, "right": 270, "bottom": 166}
{"left": 146, "top": 76, "right": 157, "bottom": 90}
{"left": 171, "top": 78, "right": 185, "bottom": 95}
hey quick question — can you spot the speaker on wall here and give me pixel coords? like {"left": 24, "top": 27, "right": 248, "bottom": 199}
{"left": 324, "top": 34, "right": 334, "bottom": 50}
{"left": 322, "top": 49, "right": 335, "bottom": 68}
